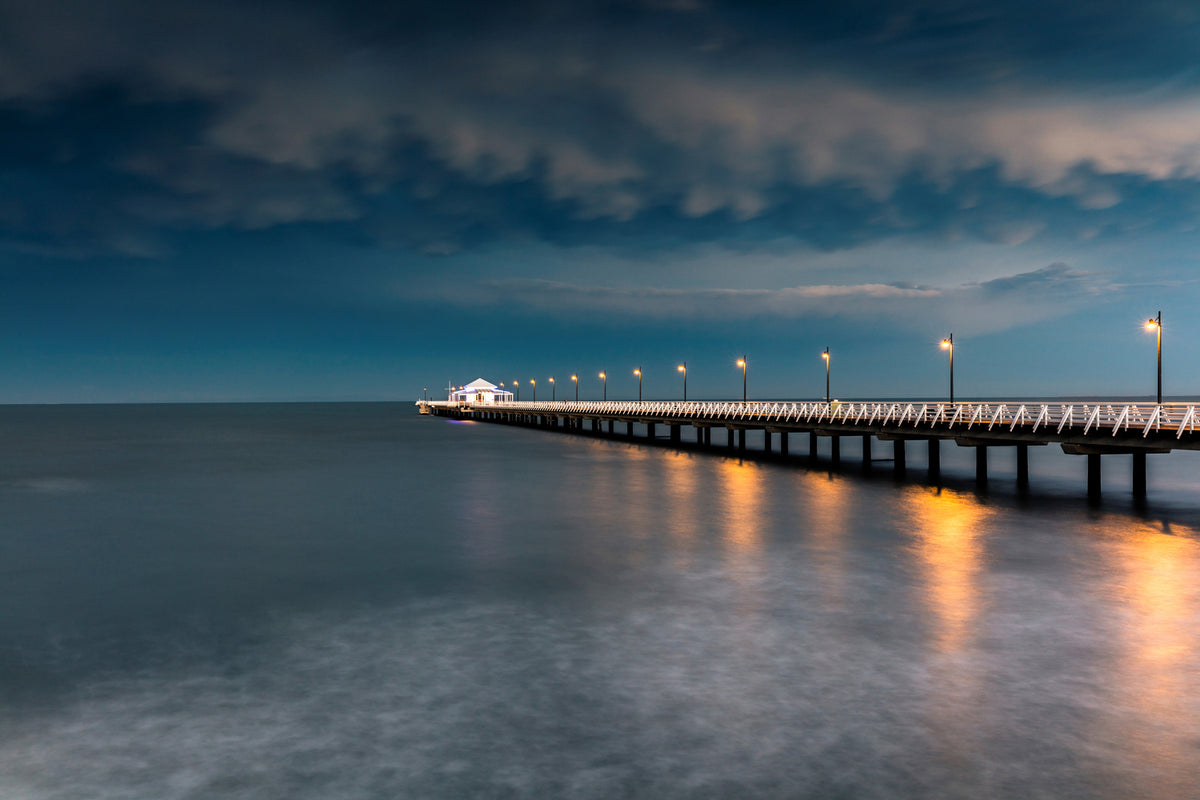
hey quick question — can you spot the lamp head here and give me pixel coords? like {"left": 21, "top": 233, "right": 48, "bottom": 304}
{"left": 736, "top": 359, "right": 745, "bottom": 368}
{"left": 633, "top": 369, "right": 640, "bottom": 376}
{"left": 677, "top": 365, "right": 686, "bottom": 373}
{"left": 1146, "top": 318, "right": 1159, "bottom": 330}
{"left": 940, "top": 339, "right": 952, "bottom": 349}
{"left": 571, "top": 375, "right": 578, "bottom": 381}
{"left": 599, "top": 372, "right": 606, "bottom": 379}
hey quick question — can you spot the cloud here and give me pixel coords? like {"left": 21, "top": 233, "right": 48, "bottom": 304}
{"left": 422, "top": 261, "right": 1111, "bottom": 335}
{"left": 5, "top": 0, "right": 1200, "bottom": 255}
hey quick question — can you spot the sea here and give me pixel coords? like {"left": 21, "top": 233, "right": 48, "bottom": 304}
{"left": 1, "top": 402, "right": 1198, "bottom": 799}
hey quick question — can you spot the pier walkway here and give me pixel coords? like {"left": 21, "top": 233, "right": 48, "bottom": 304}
{"left": 423, "top": 399, "right": 1200, "bottom": 501}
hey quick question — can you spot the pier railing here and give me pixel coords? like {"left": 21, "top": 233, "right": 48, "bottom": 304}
{"left": 455, "top": 400, "right": 1200, "bottom": 441}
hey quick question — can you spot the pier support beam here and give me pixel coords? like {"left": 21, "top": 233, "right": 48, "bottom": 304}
{"left": 809, "top": 432, "right": 818, "bottom": 463}
{"left": 646, "top": 422, "right": 655, "bottom": 440}
{"left": 738, "top": 429, "right": 746, "bottom": 452}
{"left": 976, "top": 446, "right": 988, "bottom": 487}
{"left": 627, "top": 421, "right": 634, "bottom": 437}
{"left": 607, "top": 420, "right": 614, "bottom": 435}
{"left": 830, "top": 435, "right": 840, "bottom": 466}
{"left": 894, "top": 439, "right": 906, "bottom": 478}
{"left": 1017, "top": 445, "right": 1029, "bottom": 492}
{"left": 1088, "top": 454, "right": 1102, "bottom": 502}
{"left": 726, "top": 428, "right": 735, "bottom": 449}
{"left": 1133, "top": 451, "right": 1147, "bottom": 500}
{"left": 780, "top": 432, "right": 789, "bottom": 456}
{"left": 928, "top": 439, "right": 940, "bottom": 482}
{"left": 862, "top": 435, "right": 872, "bottom": 472}
{"left": 670, "top": 424, "right": 681, "bottom": 443}
{"left": 764, "top": 431, "right": 772, "bottom": 453}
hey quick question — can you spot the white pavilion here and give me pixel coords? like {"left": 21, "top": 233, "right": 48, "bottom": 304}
{"left": 449, "top": 378, "right": 514, "bottom": 405}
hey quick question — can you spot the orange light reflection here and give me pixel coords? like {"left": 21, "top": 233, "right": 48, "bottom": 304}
{"left": 1095, "top": 516, "right": 1200, "bottom": 797}
{"left": 716, "top": 459, "right": 766, "bottom": 616}
{"left": 900, "top": 486, "right": 993, "bottom": 760}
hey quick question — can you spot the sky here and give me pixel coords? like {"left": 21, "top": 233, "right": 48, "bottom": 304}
{"left": 2, "top": 0, "right": 1199, "bottom": 403}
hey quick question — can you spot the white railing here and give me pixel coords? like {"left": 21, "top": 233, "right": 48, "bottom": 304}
{"left": 458, "top": 400, "right": 1200, "bottom": 440}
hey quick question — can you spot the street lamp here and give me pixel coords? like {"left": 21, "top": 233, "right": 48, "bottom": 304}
{"left": 571, "top": 374, "right": 578, "bottom": 401}
{"left": 599, "top": 371, "right": 607, "bottom": 401}
{"left": 549, "top": 376, "right": 555, "bottom": 401}
{"left": 737, "top": 356, "right": 747, "bottom": 402}
{"left": 634, "top": 367, "right": 642, "bottom": 402}
{"left": 530, "top": 378, "right": 536, "bottom": 401}
{"left": 1146, "top": 312, "right": 1162, "bottom": 404}
{"left": 513, "top": 379, "right": 520, "bottom": 402}
{"left": 821, "top": 347, "right": 830, "bottom": 403}
{"left": 677, "top": 362, "right": 687, "bottom": 401}
{"left": 940, "top": 334, "right": 954, "bottom": 404}
{"left": 423, "top": 387, "right": 428, "bottom": 401}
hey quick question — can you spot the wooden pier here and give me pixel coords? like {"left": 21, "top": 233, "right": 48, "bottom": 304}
{"left": 421, "top": 399, "right": 1200, "bottom": 501}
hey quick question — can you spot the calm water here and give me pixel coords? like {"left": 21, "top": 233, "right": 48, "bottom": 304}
{"left": 2, "top": 403, "right": 1199, "bottom": 799}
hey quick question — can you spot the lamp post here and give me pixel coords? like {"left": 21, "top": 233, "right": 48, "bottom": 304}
{"left": 572, "top": 374, "right": 578, "bottom": 401}
{"left": 677, "top": 362, "right": 687, "bottom": 401}
{"left": 423, "top": 387, "right": 428, "bottom": 401}
{"left": 940, "top": 334, "right": 954, "bottom": 404}
{"left": 549, "top": 376, "right": 555, "bottom": 401}
{"left": 821, "top": 347, "right": 830, "bottom": 403}
{"left": 513, "top": 380, "right": 520, "bottom": 402}
{"left": 634, "top": 368, "right": 642, "bottom": 402}
{"left": 737, "top": 356, "right": 747, "bottom": 402}
{"left": 599, "top": 371, "right": 607, "bottom": 401}
{"left": 530, "top": 378, "right": 536, "bottom": 401}
{"left": 1146, "top": 311, "right": 1162, "bottom": 404}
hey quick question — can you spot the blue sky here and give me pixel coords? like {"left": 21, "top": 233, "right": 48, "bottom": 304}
{"left": 2, "top": 0, "right": 1199, "bottom": 402}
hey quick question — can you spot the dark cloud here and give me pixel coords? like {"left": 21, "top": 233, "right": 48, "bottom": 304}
{"left": 3, "top": 0, "right": 1200, "bottom": 259}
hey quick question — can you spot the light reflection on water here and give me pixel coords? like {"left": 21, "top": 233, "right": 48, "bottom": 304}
{"left": 902, "top": 487, "right": 991, "bottom": 656}
{"left": 2, "top": 405, "right": 1200, "bottom": 798}
{"left": 900, "top": 487, "right": 992, "bottom": 765}
{"left": 1098, "top": 519, "right": 1200, "bottom": 800}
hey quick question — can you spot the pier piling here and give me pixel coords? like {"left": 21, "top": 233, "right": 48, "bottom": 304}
{"left": 431, "top": 397, "right": 1200, "bottom": 502}
{"left": 1133, "top": 452, "right": 1147, "bottom": 500}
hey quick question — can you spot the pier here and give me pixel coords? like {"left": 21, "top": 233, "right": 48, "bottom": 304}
{"left": 422, "top": 399, "right": 1200, "bottom": 501}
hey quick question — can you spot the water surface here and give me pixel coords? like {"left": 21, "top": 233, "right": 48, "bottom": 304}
{"left": 1, "top": 403, "right": 1198, "bottom": 798}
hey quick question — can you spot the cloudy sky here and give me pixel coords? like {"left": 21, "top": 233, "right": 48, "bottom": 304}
{"left": 2, "top": 0, "right": 1198, "bottom": 402}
